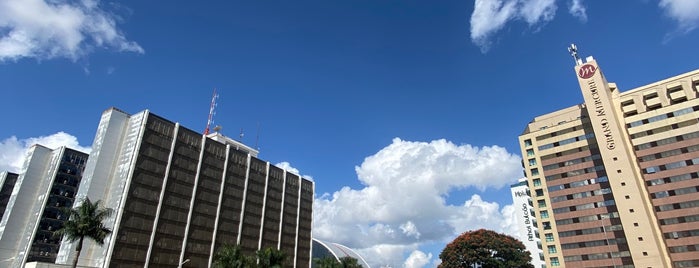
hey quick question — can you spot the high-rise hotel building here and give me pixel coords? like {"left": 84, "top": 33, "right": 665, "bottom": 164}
{"left": 519, "top": 53, "right": 699, "bottom": 268}
{"left": 50, "top": 108, "right": 314, "bottom": 268}
{"left": 0, "top": 146, "right": 88, "bottom": 266}
{"left": 510, "top": 178, "right": 546, "bottom": 268}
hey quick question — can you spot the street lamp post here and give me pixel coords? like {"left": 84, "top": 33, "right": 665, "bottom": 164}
{"left": 178, "top": 258, "right": 190, "bottom": 268}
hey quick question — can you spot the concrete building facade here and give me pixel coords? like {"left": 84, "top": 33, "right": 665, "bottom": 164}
{"left": 510, "top": 178, "right": 546, "bottom": 268}
{"left": 54, "top": 108, "right": 314, "bottom": 268}
{"left": 0, "top": 146, "right": 88, "bottom": 267}
{"left": 519, "top": 53, "right": 699, "bottom": 267}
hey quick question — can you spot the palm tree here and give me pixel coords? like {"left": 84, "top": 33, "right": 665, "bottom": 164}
{"left": 213, "top": 244, "right": 256, "bottom": 268}
{"left": 54, "top": 198, "right": 113, "bottom": 268}
{"left": 256, "top": 247, "right": 286, "bottom": 268}
{"left": 313, "top": 256, "right": 342, "bottom": 268}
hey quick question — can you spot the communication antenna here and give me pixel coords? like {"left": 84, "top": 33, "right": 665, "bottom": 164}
{"left": 255, "top": 122, "right": 261, "bottom": 150}
{"left": 203, "top": 88, "right": 219, "bottom": 135}
{"left": 568, "top": 43, "right": 582, "bottom": 66}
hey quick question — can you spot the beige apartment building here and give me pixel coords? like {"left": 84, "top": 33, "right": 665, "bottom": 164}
{"left": 519, "top": 53, "right": 699, "bottom": 268}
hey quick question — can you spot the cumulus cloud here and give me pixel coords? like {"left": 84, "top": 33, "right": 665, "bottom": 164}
{"left": 0, "top": 0, "right": 143, "bottom": 62}
{"left": 0, "top": 132, "right": 91, "bottom": 173}
{"left": 469, "top": 0, "right": 587, "bottom": 52}
{"left": 659, "top": 0, "right": 699, "bottom": 34}
{"left": 274, "top": 161, "right": 314, "bottom": 181}
{"left": 313, "top": 138, "right": 522, "bottom": 267}
{"left": 404, "top": 250, "right": 432, "bottom": 268}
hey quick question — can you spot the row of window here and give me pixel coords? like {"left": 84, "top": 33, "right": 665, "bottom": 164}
{"left": 644, "top": 157, "right": 699, "bottom": 174}
{"left": 545, "top": 165, "right": 605, "bottom": 182}
{"left": 556, "top": 212, "right": 620, "bottom": 226}
{"left": 536, "top": 125, "right": 584, "bottom": 142}
{"left": 669, "top": 244, "right": 699, "bottom": 253}
{"left": 647, "top": 172, "right": 698, "bottom": 186}
{"left": 659, "top": 214, "right": 699, "bottom": 225}
{"left": 626, "top": 105, "right": 698, "bottom": 128}
{"left": 563, "top": 250, "right": 631, "bottom": 262}
{"left": 635, "top": 131, "right": 699, "bottom": 151}
{"left": 543, "top": 154, "right": 601, "bottom": 171}
{"left": 651, "top": 185, "right": 699, "bottom": 199}
{"left": 541, "top": 145, "right": 596, "bottom": 161}
{"left": 548, "top": 176, "right": 608, "bottom": 193}
{"left": 550, "top": 188, "right": 611, "bottom": 203}
{"left": 663, "top": 229, "right": 699, "bottom": 239}
{"left": 538, "top": 133, "right": 595, "bottom": 151}
{"left": 561, "top": 237, "right": 627, "bottom": 250}
{"left": 655, "top": 199, "right": 699, "bottom": 212}
{"left": 638, "top": 144, "right": 699, "bottom": 162}
{"left": 630, "top": 119, "right": 697, "bottom": 139}
{"left": 552, "top": 199, "right": 615, "bottom": 214}
{"left": 558, "top": 224, "right": 623, "bottom": 238}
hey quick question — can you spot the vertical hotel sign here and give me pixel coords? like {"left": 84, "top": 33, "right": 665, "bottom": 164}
{"left": 577, "top": 62, "right": 616, "bottom": 151}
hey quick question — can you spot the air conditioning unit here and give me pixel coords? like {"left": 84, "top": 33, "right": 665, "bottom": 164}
{"left": 672, "top": 232, "right": 679, "bottom": 239}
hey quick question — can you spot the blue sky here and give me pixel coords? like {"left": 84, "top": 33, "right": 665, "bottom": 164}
{"left": 1, "top": 0, "right": 699, "bottom": 267}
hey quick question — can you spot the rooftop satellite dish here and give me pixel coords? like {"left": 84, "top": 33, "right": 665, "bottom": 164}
{"left": 213, "top": 125, "right": 222, "bottom": 132}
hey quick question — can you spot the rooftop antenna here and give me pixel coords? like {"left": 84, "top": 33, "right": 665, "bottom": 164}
{"left": 568, "top": 43, "right": 582, "bottom": 66}
{"left": 255, "top": 122, "right": 260, "bottom": 150}
{"left": 204, "top": 88, "right": 219, "bottom": 135}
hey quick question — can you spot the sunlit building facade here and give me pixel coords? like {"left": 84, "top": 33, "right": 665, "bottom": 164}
{"left": 0, "top": 146, "right": 87, "bottom": 267}
{"left": 519, "top": 54, "right": 699, "bottom": 268}
{"left": 54, "top": 107, "right": 314, "bottom": 268}
{"left": 510, "top": 178, "right": 546, "bottom": 268}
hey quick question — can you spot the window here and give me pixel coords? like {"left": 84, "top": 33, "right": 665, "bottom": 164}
{"left": 531, "top": 168, "right": 539, "bottom": 176}
{"left": 550, "top": 257, "right": 560, "bottom": 266}
{"left": 535, "top": 189, "right": 544, "bottom": 197}
{"left": 529, "top": 159, "right": 537, "bottom": 166}
{"left": 533, "top": 178, "right": 541, "bottom": 187}
{"left": 548, "top": 245, "right": 557, "bottom": 254}
{"left": 543, "top": 221, "right": 552, "bottom": 230}
{"left": 540, "top": 210, "right": 549, "bottom": 219}
{"left": 538, "top": 200, "right": 547, "bottom": 208}
{"left": 527, "top": 149, "right": 535, "bottom": 157}
{"left": 524, "top": 139, "right": 532, "bottom": 147}
{"left": 545, "top": 233, "right": 554, "bottom": 242}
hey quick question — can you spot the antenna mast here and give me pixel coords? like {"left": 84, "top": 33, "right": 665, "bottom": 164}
{"left": 204, "top": 88, "right": 219, "bottom": 135}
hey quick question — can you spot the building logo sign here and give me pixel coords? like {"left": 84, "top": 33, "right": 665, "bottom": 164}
{"left": 587, "top": 78, "right": 616, "bottom": 150}
{"left": 521, "top": 203, "right": 534, "bottom": 241}
{"left": 578, "top": 64, "right": 597, "bottom": 79}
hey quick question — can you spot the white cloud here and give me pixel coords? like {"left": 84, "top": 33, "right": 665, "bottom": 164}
{"left": 313, "top": 138, "right": 522, "bottom": 267}
{"left": 274, "top": 161, "right": 314, "bottom": 181}
{"left": 659, "top": 0, "right": 699, "bottom": 34}
{"left": 469, "top": 0, "right": 587, "bottom": 52}
{"left": 404, "top": 250, "right": 432, "bottom": 268}
{"left": 568, "top": 0, "right": 587, "bottom": 22}
{"left": 0, "top": 132, "right": 91, "bottom": 173}
{"left": 0, "top": 0, "right": 143, "bottom": 62}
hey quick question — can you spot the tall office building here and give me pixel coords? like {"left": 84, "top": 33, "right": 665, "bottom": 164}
{"left": 0, "top": 146, "right": 88, "bottom": 267}
{"left": 510, "top": 178, "right": 546, "bottom": 268}
{"left": 519, "top": 51, "right": 699, "bottom": 268}
{"left": 54, "top": 107, "right": 314, "bottom": 268}
{"left": 0, "top": 171, "right": 20, "bottom": 220}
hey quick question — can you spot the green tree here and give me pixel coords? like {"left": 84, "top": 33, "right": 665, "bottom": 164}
{"left": 54, "top": 198, "right": 113, "bottom": 268}
{"left": 313, "top": 256, "right": 363, "bottom": 268}
{"left": 339, "top": 256, "right": 363, "bottom": 268}
{"left": 256, "top": 247, "right": 286, "bottom": 268}
{"left": 213, "top": 244, "right": 256, "bottom": 268}
{"left": 439, "top": 229, "right": 533, "bottom": 268}
{"left": 314, "top": 256, "right": 342, "bottom": 268}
